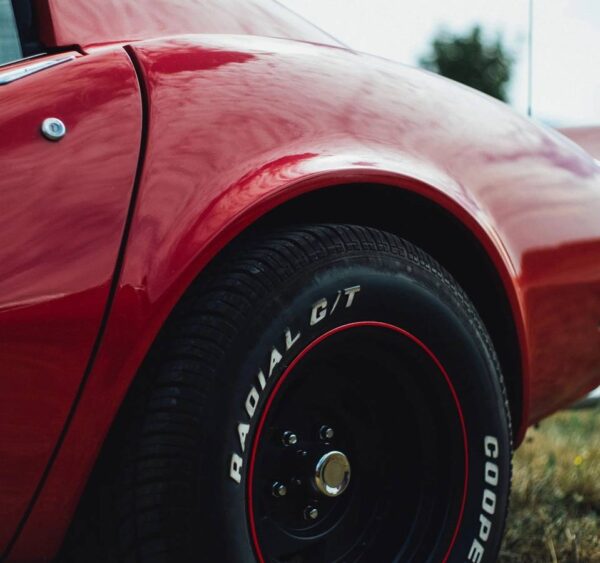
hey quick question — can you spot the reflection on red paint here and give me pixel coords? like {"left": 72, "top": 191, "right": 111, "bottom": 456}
{"left": 0, "top": 50, "right": 142, "bottom": 553}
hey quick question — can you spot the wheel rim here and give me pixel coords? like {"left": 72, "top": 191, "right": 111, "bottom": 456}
{"left": 248, "top": 322, "right": 469, "bottom": 563}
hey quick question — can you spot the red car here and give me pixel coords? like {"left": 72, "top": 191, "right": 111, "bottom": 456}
{"left": 1, "top": 1, "right": 599, "bottom": 562}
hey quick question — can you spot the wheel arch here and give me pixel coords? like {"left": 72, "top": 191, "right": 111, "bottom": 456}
{"left": 243, "top": 183, "right": 526, "bottom": 442}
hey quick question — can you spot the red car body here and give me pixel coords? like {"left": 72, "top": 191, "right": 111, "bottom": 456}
{"left": 1, "top": 1, "right": 599, "bottom": 560}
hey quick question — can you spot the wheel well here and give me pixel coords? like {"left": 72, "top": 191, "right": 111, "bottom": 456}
{"left": 59, "top": 181, "right": 523, "bottom": 560}
{"left": 251, "top": 183, "right": 523, "bottom": 438}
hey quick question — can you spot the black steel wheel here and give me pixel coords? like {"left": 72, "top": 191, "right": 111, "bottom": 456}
{"left": 247, "top": 322, "right": 469, "bottom": 562}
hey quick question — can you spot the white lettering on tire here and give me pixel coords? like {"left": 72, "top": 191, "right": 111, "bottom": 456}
{"left": 310, "top": 298, "right": 328, "bottom": 326}
{"left": 230, "top": 453, "right": 243, "bottom": 484}
{"left": 268, "top": 347, "right": 282, "bottom": 377}
{"left": 468, "top": 540, "right": 485, "bottom": 563}
{"left": 484, "top": 435, "right": 499, "bottom": 458}
{"left": 245, "top": 387, "right": 260, "bottom": 418}
{"left": 468, "top": 435, "right": 501, "bottom": 562}
{"left": 229, "top": 285, "right": 361, "bottom": 484}
{"left": 285, "top": 328, "right": 300, "bottom": 350}
{"left": 344, "top": 285, "right": 361, "bottom": 308}
{"left": 238, "top": 423, "right": 250, "bottom": 452}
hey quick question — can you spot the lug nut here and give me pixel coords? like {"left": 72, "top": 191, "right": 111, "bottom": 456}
{"left": 320, "top": 426, "right": 334, "bottom": 440}
{"left": 304, "top": 506, "right": 319, "bottom": 520}
{"left": 272, "top": 482, "right": 287, "bottom": 497}
{"left": 282, "top": 431, "right": 298, "bottom": 446}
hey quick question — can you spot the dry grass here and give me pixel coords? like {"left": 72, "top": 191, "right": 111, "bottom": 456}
{"left": 500, "top": 406, "right": 600, "bottom": 562}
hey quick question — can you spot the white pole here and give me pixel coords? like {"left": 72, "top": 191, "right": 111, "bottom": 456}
{"left": 528, "top": 0, "right": 533, "bottom": 117}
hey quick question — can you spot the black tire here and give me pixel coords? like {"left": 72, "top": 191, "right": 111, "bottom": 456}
{"left": 62, "top": 224, "right": 512, "bottom": 563}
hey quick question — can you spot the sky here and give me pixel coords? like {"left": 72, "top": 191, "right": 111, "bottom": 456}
{"left": 280, "top": 0, "right": 600, "bottom": 126}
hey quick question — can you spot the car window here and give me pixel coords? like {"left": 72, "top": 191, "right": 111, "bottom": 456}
{"left": 0, "top": 0, "right": 22, "bottom": 66}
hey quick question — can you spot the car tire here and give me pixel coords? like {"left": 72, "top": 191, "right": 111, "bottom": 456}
{"left": 63, "top": 223, "right": 512, "bottom": 562}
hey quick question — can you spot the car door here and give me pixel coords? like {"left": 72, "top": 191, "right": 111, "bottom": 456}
{"left": 0, "top": 0, "right": 142, "bottom": 552}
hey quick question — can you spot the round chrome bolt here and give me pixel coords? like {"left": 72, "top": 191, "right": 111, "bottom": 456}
{"left": 272, "top": 482, "right": 287, "bottom": 498}
{"left": 304, "top": 506, "right": 319, "bottom": 520}
{"left": 41, "top": 117, "right": 67, "bottom": 142}
{"left": 320, "top": 425, "right": 334, "bottom": 440}
{"left": 282, "top": 431, "right": 298, "bottom": 446}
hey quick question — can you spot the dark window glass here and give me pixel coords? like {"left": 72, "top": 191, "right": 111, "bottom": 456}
{"left": 12, "top": 0, "right": 41, "bottom": 57}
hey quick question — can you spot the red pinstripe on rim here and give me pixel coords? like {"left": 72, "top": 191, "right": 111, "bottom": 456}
{"left": 247, "top": 321, "right": 469, "bottom": 563}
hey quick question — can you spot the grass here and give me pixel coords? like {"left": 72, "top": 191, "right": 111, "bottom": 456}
{"left": 500, "top": 405, "right": 600, "bottom": 562}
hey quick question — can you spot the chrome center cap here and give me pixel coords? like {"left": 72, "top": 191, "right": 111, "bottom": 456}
{"left": 314, "top": 450, "right": 351, "bottom": 497}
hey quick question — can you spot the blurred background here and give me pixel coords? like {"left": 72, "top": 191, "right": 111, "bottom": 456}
{"left": 278, "top": 2, "right": 599, "bottom": 560}
{"left": 281, "top": 0, "right": 600, "bottom": 126}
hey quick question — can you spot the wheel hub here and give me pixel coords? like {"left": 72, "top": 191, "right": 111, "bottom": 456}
{"left": 314, "top": 450, "right": 351, "bottom": 497}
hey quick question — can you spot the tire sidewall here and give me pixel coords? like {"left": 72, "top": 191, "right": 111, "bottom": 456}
{"left": 200, "top": 253, "right": 511, "bottom": 562}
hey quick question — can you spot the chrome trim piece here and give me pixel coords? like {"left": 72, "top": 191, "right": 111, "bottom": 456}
{"left": 0, "top": 56, "right": 75, "bottom": 85}
{"left": 0, "top": 52, "right": 48, "bottom": 71}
